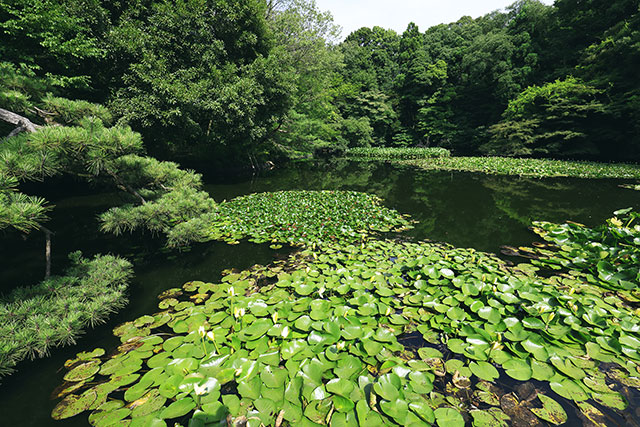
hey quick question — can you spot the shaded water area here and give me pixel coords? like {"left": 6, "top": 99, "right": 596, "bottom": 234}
{"left": 0, "top": 159, "right": 638, "bottom": 426}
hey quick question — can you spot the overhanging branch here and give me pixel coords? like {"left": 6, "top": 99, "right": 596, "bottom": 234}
{"left": 0, "top": 107, "right": 42, "bottom": 137}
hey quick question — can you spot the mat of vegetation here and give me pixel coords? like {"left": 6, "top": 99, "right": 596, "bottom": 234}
{"left": 505, "top": 207, "right": 640, "bottom": 296}
{"left": 51, "top": 208, "right": 640, "bottom": 426}
{"left": 620, "top": 184, "right": 640, "bottom": 191}
{"left": 166, "top": 190, "right": 413, "bottom": 248}
{"left": 0, "top": 253, "right": 132, "bottom": 378}
{"left": 402, "top": 156, "right": 640, "bottom": 179}
{"left": 344, "top": 147, "right": 451, "bottom": 160}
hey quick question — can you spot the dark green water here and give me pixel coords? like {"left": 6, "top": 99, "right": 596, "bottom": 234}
{"left": 0, "top": 160, "right": 638, "bottom": 426}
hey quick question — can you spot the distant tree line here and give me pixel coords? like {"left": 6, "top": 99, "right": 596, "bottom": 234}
{"left": 2, "top": 0, "right": 639, "bottom": 165}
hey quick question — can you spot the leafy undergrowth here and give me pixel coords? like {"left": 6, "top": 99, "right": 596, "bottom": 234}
{"left": 344, "top": 147, "right": 451, "bottom": 160}
{"left": 167, "top": 190, "right": 413, "bottom": 248}
{"left": 401, "top": 156, "right": 640, "bottom": 179}
{"left": 0, "top": 253, "right": 132, "bottom": 378}
{"left": 51, "top": 223, "right": 640, "bottom": 426}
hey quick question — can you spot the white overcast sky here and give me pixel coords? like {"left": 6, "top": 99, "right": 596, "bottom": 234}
{"left": 315, "top": 0, "right": 555, "bottom": 40}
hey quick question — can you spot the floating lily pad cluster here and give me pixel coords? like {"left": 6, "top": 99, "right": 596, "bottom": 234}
{"left": 344, "top": 147, "right": 451, "bottom": 160}
{"left": 508, "top": 208, "right": 640, "bottom": 294}
{"left": 402, "top": 156, "right": 640, "bottom": 179}
{"left": 53, "top": 235, "right": 640, "bottom": 426}
{"left": 167, "top": 190, "right": 413, "bottom": 248}
{"left": 620, "top": 184, "right": 640, "bottom": 191}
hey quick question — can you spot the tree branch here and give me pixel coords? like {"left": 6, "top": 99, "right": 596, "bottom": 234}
{"left": 0, "top": 107, "right": 42, "bottom": 136}
{"left": 105, "top": 168, "right": 146, "bottom": 204}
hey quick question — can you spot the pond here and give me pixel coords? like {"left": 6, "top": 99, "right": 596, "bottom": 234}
{"left": 0, "top": 159, "right": 638, "bottom": 426}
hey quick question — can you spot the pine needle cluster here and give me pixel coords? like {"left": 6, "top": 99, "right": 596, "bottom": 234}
{"left": 0, "top": 253, "right": 132, "bottom": 378}
{"left": 99, "top": 155, "right": 217, "bottom": 237}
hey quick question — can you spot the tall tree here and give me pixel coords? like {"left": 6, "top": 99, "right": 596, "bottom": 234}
{"left": 107, "top": 0, "right": 293, "bottom": 161}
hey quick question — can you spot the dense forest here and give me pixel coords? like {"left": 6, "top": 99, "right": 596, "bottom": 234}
{"left": 2, "top": 0, "right": 640, "bottom": 166}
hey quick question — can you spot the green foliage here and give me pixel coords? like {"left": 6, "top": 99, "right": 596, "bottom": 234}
{"left": 527, "top": 208, "right": 640, "bottom": 291}
{"left": 338, "top": 116, "right": 374, "bottom": 148}
{"left": 268, "top": 0, "right": 344, "bottom": 156}
{"left": 108, "top": 0, "right": 292, "bottom": 158}
{"left": 99, "top": 154, "right": 218, "bottom": 239}
{"left": 40, "top": 95, "right": 112, "bottom": 126}
{"left": 0, "top": 0, "right": 109, "bottom": 87}
{"left": 100, "top": 186, "right": 216, "bottom": 237}
{"left": 0, "top": 253, "right": 132, "bottom": 377}
{"left": 166, "top": 190, "right": 412, "bottom": 248}
{"left": 52, "top": 210, "right": 640, "bottom": 425}
{"left": 404, "top": 156, "right": 640, "bottom": 178}
{"left": 340, "top": 26, "right": 400, "bottom": 94}
{"left": 337, "top": 90, "right": 399, "bottom": 146}
{"left": 484, "top": 77, "right": 608, "bottom": 157}
{"left": 0, "top": 119, "right": 143, "bottom": 180}
{"left": 106, "top": 155, "right": 203, "bottom": 200}
{"left": 0, "top": 62, "right": 51, "bottom": 116}
{"left": 344, "top": 147, "right": 451, "bottom": 160}
{"left": 0, "top": 184, "right": 49, "bottom": 233}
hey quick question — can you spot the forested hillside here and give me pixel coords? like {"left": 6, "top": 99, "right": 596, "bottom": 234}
{"left": 2, "top": 0, "right": 639, "bottom": 165}
{"left": 335, "top": 0, "right": 640, "bottom": 160}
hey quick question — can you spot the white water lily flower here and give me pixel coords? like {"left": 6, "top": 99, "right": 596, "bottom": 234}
{"left": 198, "top": 325, "right": 206, "bottom": 338}
{"left": 272, "top": 312, "right": 278, "bottom": 324}
{"left": 318, "top": 287, "right": 325, "bottom": 297}
{"left": 385, "top": 306, "right": 392, "bottom": 316}
{"left": 336, "top": 341, "right": 345, "bottom": 350}
{"left": 234, "top": 307, "right": 245, "bottom": 318}
{"left": 206, "top": 331, "right": 215, "bottom": 341}
{"left": 228, "top": 286, "right": 236, "bottom": 297}
{"left": 194, "top": 383, "right": 207, "bottom": 396}
{"left": 281, "top": 326, "right": 290, "bottom": 339}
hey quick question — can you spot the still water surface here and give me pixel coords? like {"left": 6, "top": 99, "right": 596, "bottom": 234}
{"left": 0, "top": 160, "right": 638, "bottom": 426}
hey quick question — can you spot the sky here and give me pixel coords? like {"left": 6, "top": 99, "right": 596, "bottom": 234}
{"left": 315, "top": 0, "right": 555, "bottom": 40}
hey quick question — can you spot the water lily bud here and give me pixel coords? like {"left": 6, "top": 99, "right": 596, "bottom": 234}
{"left": 318, "top": 287, "right": 325, "bottom": 297}
{"left": 228, "top": 287, "right": 236, "bottom": 297}
{"left": 198, "top": 326, "right": 206, "bottom": 338}
{"left": 272, "top": 312, "right": 278, "bottom": 324}
{"left": 385, "top": 306, "right": 392, "bottom": 316}
{"left": 206, "top": 331, "right": 215, "bottom": 341}
{"left": 281, "top": 326, "right": 290, "bottom": 338}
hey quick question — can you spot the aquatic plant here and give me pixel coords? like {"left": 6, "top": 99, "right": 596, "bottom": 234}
{"left": 620, "top": 183, "right": 640, "bottom": 191}
{"left": 344, "top": 147, "right": 451, "bottom": 160}
{"left": 0, "top": 253, "right": 132, "bottom": 378}
{"left": 166, "top": 190, "right": 413, "bottom": 248}
{"left": 401, "top": 156, "right": 640, "bottom": 179}
{"left": 52, "top": 227, "right": 640, "bottom": 426}
{"left": 505, "top": 208, "right": 640, "bottom": 294}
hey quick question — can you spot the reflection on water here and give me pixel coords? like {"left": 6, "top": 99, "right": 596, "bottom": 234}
{"left": 207, "top": 159, "right": 639, "bottom": 253}
{"left": 0, "top": 160, "right": 638, "bottom": 426}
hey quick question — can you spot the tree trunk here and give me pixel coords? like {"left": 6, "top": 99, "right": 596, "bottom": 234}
{"left": 40, "top": 226, "right": 53, "bottom": 280}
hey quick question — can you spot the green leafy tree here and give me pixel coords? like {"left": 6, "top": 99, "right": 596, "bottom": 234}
{"left": 267, "top": 0, "right": 346, "bottom": 152}
{"left": 107, "top": 0, "right": 293, "bottom": 161}
{"left": 0, "top": 0, "right": 110, "bottom": 91}
{"left": 483, "top": 77, "right": 608, "bottom": 157}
